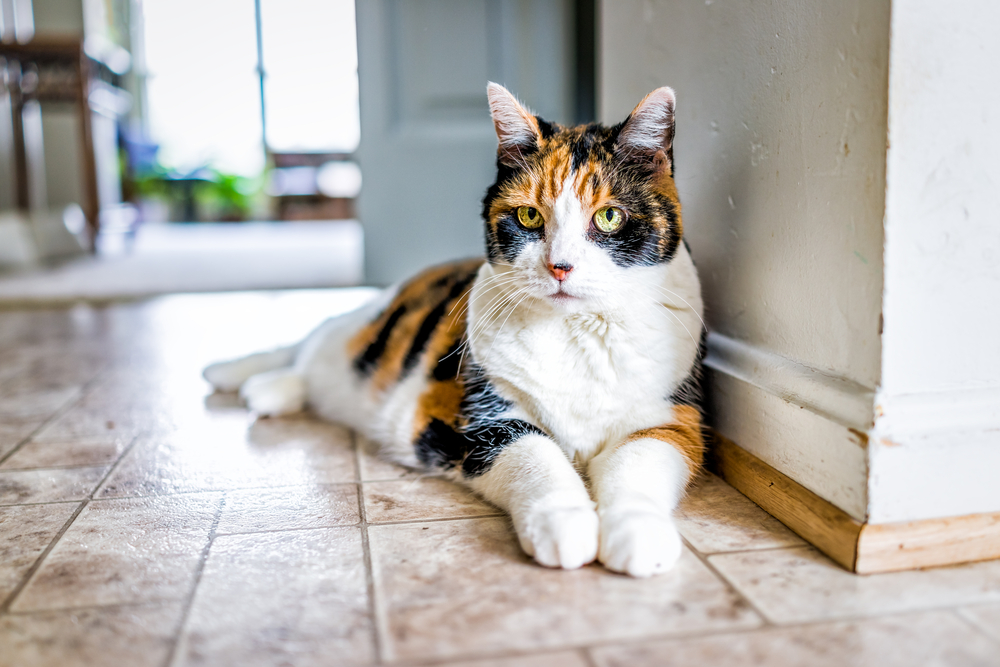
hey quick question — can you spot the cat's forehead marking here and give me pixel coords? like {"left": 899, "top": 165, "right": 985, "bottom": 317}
{"left": 553, "top": 172, "right": 587, "bottom": 233}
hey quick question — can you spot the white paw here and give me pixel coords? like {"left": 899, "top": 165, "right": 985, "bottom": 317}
{"left": 203, "top": 360, "right": 246, "bottom": 392}
{"left": 515, "top": 505, "right": 599, "bottom": 570}
{"left": 598, "top": 510, "right": 682, "bottom": 577}
{"left": 239, "top": 371, "right": 305, "bottom": 417}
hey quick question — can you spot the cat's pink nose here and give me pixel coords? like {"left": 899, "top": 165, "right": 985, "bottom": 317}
{"left": 548, "top": 262, "right": 574, "bottom": 281}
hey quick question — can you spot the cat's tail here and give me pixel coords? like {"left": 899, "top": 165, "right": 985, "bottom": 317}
{"left": 202, "top": 344, "right": 299, "bottom": 392}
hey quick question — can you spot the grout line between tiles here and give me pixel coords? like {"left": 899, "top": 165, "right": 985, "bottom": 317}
{"left": 162, "top": 491, "right": 227, "bottom": 667}
{"left": 0, "top": 500, "right": 82, "bottom": 509}
{"left": 356, "top": 432, "right": 386, "bottom": 665}
{"left": 679, "top": 534, "right": 774, "bottom": 628}
{"left": 390, "top": 604, "right": 1000, "bottom": 666}
{"left": 952, "top": 607, "right": 1000, "bottom": 649}
{"left": 4, "top": 597, "right": 186, "bottom": 617}
{"left": 0, "top": 431, "right": 141, "bottom": 614}
{"left": 697, "top": 543, "right": 813, "bottom": 558}
{"left": 0, "top": 369, "right": 108, "bottom": 467}
{"left": 367, "top": 513, "right": 507, "bottom": 527}
{"left": 0, "top": 500, "right": 88, "bottom": 615}
{"left": 0, "top": 461, "right": 124, "bottom": 472}
{"left": 92, "top": 479, "right": 363, "bottom": 502}
{"left": 214, "top": 521, "right": 362, "bottom": 538}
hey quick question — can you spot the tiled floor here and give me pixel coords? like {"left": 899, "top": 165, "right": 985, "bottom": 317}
{"left": 1, "top": 291, "right": 999, "bottom": 667}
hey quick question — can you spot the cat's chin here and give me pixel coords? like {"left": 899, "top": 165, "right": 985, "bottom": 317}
{"left": 547, "top": 291, "right": 582, "bottom": 307}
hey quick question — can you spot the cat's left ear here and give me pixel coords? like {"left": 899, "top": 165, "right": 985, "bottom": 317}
{"left": 617, "top": 87, "right": 676, "bottom": 175}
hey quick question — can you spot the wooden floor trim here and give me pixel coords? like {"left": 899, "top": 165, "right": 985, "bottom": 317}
{"left": 708, "top": 432, "right": 1000, "bottom": 574}
{"left": 708, "top": 433, "right": 862, "bottom": 570}
{"left": 856, "top": 512, "right": 1000, "bottom": 573}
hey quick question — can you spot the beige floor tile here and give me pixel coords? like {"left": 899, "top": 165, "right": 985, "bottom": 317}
{"left": 0, "top": 602, "right": 184, "bottom": 667}
{"left": 31, "top": 404, "right": 148, "bottom": 442}
{"left": 0, "top": 419, "right": 42, "bottom": 460}
{"left": 709, "top": 546, "right": 1000, "bottom": 624}
{"left": 97, "top": 416, "right": 356, "bottom": 498}
{"left": 428, "top": 651, "right": 591, "bottom": 667}
{"left": 0, "top": 467, "right": 108, "bottom": 505}
{"left": 363, "top": 477, "right": 499, "bottom": 523}
{"left": 3, "top": 349, "right": 107, "bottom": 388}
{"left": 174, "top": 528, "right": 373, "bottom": 667}
{"left": 12, "top": 493, "right": 221, "bottom": 611}
{"left": 357, "top": 437, "right": 422, "bottom": 481}
{"left": 0, "top": 384, "right": 82, "bottom": 420}
{"left": 589, "top": 610, "right": 1000, "bottom": 667}
{"left": 675, "top": 473, "right": 805, "bottom": 554}
{"left": 0, "top": 436, "right": 130, "bottom": 470}
{"left": 960, "top": 603, "right": 1000, "bottom": 644}
{"left": 370, "top": 517, "right": 760, "bottom": 662}
{"left": 216, "top": 483, "right": 360, "bottom": 534}
{"left": 0, "top": 503, "right": 78, "bottom": 601}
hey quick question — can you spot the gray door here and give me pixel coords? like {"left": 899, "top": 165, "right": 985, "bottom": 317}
{"left": 355, "top": 0, "right": 585, "bottom": 284}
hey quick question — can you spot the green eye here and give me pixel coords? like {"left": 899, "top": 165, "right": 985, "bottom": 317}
{"left": 594, "top": 206, "right": 624, "bottom": 232}
{"left": 517, "top": 206, "right": 544, "bottom": 229}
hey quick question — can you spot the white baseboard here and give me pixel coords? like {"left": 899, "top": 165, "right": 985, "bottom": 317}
{"left": 705, "top": 332, "right": 876, "bottom": 431}
{"left": 705, "top": 331, "right": 1000, "bottom": 525}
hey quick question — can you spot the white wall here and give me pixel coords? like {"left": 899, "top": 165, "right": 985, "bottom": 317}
{"left": 869, "top": 0, "right": 1000, "bottom": 523}
{"left": 601, "top": 0, "right": 888, "bottom": 521}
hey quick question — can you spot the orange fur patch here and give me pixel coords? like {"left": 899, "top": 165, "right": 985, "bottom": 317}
{"left": 625, "top": 405, "right": 705, "bottom": 481}
{"left": 346, "top": 259, "right": 482, "bottom": 394}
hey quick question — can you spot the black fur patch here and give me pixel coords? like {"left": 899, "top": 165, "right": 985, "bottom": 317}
{"left": 400, "top": 273, "right": 477, "bottom": 377}
{"left": 458, "top": 367, "right": 544, "bottom": 476}
{"left": 413, "top": 363, "right": 547, "bottom": 477}
{"left": 354, "top": 304, "right": 407, "bottom": 375}
{"left": 432, "top": 338, "right": 464, "bottom": 381}
{"left": 415, "top": 418, "right": 466, "bottom": 469}
{"left": 490, "top": 211, "right": 544, "bottom": 264}
{"left": 462, "top": 419, "right": 545, "bottom": 476}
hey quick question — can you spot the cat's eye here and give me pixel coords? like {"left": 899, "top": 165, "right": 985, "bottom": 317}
{"left": 517, "top": 206, "right": 544, "bottom": 229}
{"left": 593, "top": 206, "right": 625, "bottom": 233}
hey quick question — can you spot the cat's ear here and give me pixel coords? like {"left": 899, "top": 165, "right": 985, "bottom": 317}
{"left": 487, "top": 82, "right": 541, "bottom": 166}
{"left": 617, "top": 87, "right": 676, "bottom": 174}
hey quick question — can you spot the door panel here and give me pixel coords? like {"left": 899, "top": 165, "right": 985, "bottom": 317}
{"left": 356, "top": 0, "right": 576, "bottom": 284}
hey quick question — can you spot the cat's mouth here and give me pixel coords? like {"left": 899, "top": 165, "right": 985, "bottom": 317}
{"left": 548, "top": 288, "right": 580, "bottom": 303}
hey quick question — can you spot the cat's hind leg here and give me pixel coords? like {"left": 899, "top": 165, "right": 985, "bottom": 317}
{"left": 203, "top": 345, "right": 299, "bottom": 392}
{"left": 239, "top": 368, "right": 306, "bottom": 417}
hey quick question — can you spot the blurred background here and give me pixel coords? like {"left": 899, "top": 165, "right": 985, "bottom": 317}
{"left": 0, "top": 0, "right": 596, "bottom": 299}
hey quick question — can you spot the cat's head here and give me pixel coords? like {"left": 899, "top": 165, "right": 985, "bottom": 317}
{"left": 482, "top": 83, "right": 682, "bottom": 311}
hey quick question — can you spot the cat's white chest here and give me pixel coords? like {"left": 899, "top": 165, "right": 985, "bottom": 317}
{"left": 475, "top": 307, "right": 682, "bottom": 458}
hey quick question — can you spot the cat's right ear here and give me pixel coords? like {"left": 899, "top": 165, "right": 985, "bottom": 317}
{"left": 487, "top": 82, "right": 541, "bottom": 167}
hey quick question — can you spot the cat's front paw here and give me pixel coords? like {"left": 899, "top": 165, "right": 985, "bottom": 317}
{"left": 598, "top": 510, "right": 682, "bottom": 577}
{"left": 515, "top": 504, "right": 599, "bottom": 570}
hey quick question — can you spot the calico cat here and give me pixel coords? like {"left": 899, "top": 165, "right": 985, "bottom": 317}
{"left": 204, "top": 83, "right": 705, "bottom": 577}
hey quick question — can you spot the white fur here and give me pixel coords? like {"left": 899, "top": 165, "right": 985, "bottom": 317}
{"left": 589, "top": 437, "right": 690, "bottom": 576}
{"left": 203, "top": 345, "right": 298, "bottom": 392}
{"left": 487, "top": 82, "right": 536, "bottom": 150}
{"left": 240, "top": 368, "right": 306, "bottom": 417}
